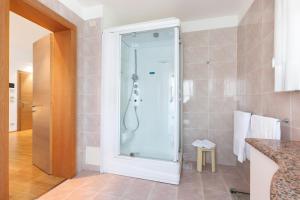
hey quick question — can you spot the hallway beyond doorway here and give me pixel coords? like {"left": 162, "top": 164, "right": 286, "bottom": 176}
{"left": 9, "top": 130, "right": 65, "bottom": 200}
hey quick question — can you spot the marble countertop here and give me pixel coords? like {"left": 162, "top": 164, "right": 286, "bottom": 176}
{"left": 246, "top": 139, "right": 300, "bottom": 200}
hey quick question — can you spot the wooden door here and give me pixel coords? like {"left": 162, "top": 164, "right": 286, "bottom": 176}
{"left": 0, "top": 0, "right": 9, "bottom": 199}
{"left": 17, "top": 71, "right": 33, "bottom": 130}
{"left": 32, "top": 35, "right": 52, "bottom": 174}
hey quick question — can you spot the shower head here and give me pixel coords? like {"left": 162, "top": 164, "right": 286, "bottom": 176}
{"left": 153, "top": 32, "right": 159, "bottom": 38}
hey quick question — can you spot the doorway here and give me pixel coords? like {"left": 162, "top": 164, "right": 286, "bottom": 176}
{"left": 1, "top": 1, "right": 77, "bottom": 199}
{"left": 10, "top": 14, "right": 66, "bottom": 198}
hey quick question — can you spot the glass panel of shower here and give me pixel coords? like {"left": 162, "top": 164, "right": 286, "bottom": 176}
{"left": 120, "top": 28, "right": 178, "bottom": 161}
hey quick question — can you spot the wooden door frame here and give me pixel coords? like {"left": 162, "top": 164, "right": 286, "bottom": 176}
{"left": 1, "top": 0, "right": 77, "bottom": 199}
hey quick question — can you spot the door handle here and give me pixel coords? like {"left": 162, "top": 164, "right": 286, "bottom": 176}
{"left": 32, "top": 105, "right": 41, "bottom": 112}
{"left": 170, "top": 86, "right": 174, "bottom": 103}
{"left": 32, "top": 105, "right": 42, "bottom": 108}
{"left": 170, "top": 75, "right": 175, "bottom": 103}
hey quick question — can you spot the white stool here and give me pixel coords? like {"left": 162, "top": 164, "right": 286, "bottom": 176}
{"left": 196, "top": 147, "right": 216, "bottom": 173}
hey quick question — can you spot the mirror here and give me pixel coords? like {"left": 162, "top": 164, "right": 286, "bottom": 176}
{"left": 273, "top": 0, "right": 300, "bottom": 92}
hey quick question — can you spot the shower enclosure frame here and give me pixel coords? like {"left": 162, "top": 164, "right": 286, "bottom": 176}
{"left": 100, "top": 18, "right": 182, "bottom": 184}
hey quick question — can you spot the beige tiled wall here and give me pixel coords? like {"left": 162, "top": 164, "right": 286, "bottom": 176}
{"left": 237, "top": 0, "right": 300, "bottom": 142}
{"left": 182, "top": 27, "right": 238, "bottom": 166}
{"left": 38, "top": 0, "right": 102, "bottom": 171}
{"left": 77, "top": 19, "right": 102, "bottom": 171}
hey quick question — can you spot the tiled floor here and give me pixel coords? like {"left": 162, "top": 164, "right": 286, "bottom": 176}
{"left": 9, "top": 130, "right": 65, "bottom": 200}
{"left": 39, "top": 163, "right": 250, "bottom": 200}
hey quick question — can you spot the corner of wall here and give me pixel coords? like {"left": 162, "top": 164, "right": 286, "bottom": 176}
{"left": 237, "top": 0, "right": 255, "bottom": 25}
{"left": 181, "top": 15, "right": 239, "bottom": 33}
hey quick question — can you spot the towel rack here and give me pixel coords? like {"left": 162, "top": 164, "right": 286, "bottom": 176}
{"left": 278, "top": 119, "right": 289, "bottom": 124}
{"left": 249, "top": 113, "right": 289, "bottom": 124}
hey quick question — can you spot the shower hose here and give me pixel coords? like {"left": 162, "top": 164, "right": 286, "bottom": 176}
{"left": 122, "top": 81, "right": 140, "bottom": 133}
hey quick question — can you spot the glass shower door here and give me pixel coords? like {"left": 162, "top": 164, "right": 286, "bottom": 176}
{"left": 119, "top": 28, "right": 179, "bottom": 161}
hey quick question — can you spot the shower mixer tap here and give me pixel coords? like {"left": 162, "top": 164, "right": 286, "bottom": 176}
{"left": 133, "top": 82, "right": 140, "bottom": 107}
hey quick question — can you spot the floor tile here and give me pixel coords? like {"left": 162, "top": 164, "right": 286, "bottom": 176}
{"left": 38, "top": 163, "right": 250, "bottom": 200}
{"left": 148, "top": 183, "right": 178, "bottom": 200}
{"left": 122, "top": 179, "right": 155, "bottom": 200}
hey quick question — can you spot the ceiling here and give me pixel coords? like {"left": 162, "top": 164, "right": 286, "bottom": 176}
{"left": 77, "top": 0, "right": 102, "bottom": 7}
{"left": 8, "top": 0, "right": 254, "bottom": 74}
{"left": 74, "top": 0, "right": 253, "bottom": 24}
{"left": 10, "top": 12, "right": 50, "bottom": 76}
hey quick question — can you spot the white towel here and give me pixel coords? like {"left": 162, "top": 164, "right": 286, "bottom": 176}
{"left": 249, "top": 115, "right": 281, "bottom": 140}
{"left": 246, "top": 115, "right": 281, "bottom": 160}
{"left": 192, "top": 139, "right": 216, "bottom": 149}
{"left": 233, "top": 111, "right": 251, "bottom": 163}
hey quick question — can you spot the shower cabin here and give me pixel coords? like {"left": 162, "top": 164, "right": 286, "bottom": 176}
{"left": 101, "top": 18, "right": 182, "bottom": 184}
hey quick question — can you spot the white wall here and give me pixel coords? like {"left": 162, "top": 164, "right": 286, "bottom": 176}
{"left": 181, "top": 16, "right": 239, "bottom": 32}
{"left": 9, "top": 12, "right": 50, "bottom": 132}
{"left": 102, "top": 5, "right": 123, "bottom": 28}
{"left": 58, "top": 0, "right": 103, "bottom": 20}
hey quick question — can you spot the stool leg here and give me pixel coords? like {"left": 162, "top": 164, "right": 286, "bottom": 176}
{"left": 197, "top": 149, "right": 203, "bottom": 172}
{"left": 203, "top": 151, "right": 206, "bottom": 167}
{"left": 211, "top": 149, "right": 216, "bottom": 173}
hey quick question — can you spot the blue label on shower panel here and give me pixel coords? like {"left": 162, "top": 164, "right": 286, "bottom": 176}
{"left": 149, "top": 72, "right": 155, "bottom": 75}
